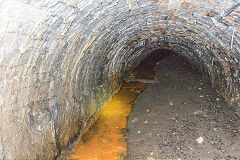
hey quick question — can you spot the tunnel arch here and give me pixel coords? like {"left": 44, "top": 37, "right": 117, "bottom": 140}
{"left": 0, "top": 0, "right": 239, "bottom": 159}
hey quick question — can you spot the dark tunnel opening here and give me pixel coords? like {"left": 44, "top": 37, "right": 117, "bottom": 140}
{"left": 127, "top": 49, "right": 203, "bottom": 80}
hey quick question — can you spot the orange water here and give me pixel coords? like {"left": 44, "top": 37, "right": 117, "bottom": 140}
{"left": 71, "top": 82, "right": 146, "bottom": 160}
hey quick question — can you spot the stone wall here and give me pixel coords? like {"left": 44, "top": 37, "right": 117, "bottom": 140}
{"left": 0, "top": 0, "right": 239, "bottom": 159}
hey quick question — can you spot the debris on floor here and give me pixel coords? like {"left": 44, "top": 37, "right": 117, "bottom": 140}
{"left": 127, "top": 54, "right": 240, "bottom": 160}
{"left": 196, "top": 137, "right": 204, "bottom": 144}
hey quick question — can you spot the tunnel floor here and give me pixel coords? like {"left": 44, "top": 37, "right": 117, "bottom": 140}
{"left": 70, "top": 52, "right": 240, "bottom": 160}
{"left": 127, "top": 54, "right": 240, "bottom": 160}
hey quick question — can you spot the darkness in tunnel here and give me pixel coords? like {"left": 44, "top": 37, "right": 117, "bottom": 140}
{"left": 127, "top": 49, "right": 203, "bottom": 81}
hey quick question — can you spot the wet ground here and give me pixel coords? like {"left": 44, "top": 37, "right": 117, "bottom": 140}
{"left": 70, "top": 81, "right": 146, "bottom": 160}
{"left": 127, "top": 54, "right": 240, "bottom": 160}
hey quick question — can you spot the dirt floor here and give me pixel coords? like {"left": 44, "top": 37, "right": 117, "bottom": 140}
{"left": 127, "top": 54, "right": 240, "bottom": 160}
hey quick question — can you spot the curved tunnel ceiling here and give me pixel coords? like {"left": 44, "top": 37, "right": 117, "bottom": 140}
{"left": 0, "top": 0, "right": 239, "bottom": 159}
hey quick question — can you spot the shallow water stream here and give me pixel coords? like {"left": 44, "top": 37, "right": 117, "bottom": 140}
{"left": 70, "top": 82, "right": 146, "bottom": 160}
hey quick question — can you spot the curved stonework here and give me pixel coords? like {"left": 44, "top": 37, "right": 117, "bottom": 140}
{"left": 0, "top": 0, "right": 239, "bottom": 159}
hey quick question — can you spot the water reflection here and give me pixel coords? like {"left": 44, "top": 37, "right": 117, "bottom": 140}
{"left": 71, "top": 82, "right": 146, "bottom": 160}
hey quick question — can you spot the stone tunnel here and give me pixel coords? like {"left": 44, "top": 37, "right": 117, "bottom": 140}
{"left": 0, "top": 0, "right": 239, "bottom": 159}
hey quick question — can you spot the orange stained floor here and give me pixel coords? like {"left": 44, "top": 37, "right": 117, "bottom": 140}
{"left": 71, "top": 82, "right": 146, "bottom": 160}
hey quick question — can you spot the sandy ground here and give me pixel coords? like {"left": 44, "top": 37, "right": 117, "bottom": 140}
{"left": 127, "top": 54, "right": 240, "bottom": 160}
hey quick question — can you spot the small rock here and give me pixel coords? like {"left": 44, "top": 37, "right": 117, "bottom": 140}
{"left": 147, "top": 157, "right": 155, "bottom": 160}
{"left": 196, "top": 137, "right": 204, "bottom": 144}
{"left": 136, "top": 90, "right": 141, "bottom": 93}
{"left": 37, "top": 125, "right": 42, "bottom": 131}
{"left": 194, "top": 110, "right": 206, "bottom": 115}
{"left": 131, "top": 117, "right": 138, "bottom": 123}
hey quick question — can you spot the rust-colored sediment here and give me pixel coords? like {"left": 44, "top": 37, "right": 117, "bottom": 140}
{"left": 71, "top": 82, "right": 146, "bottom": 160}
